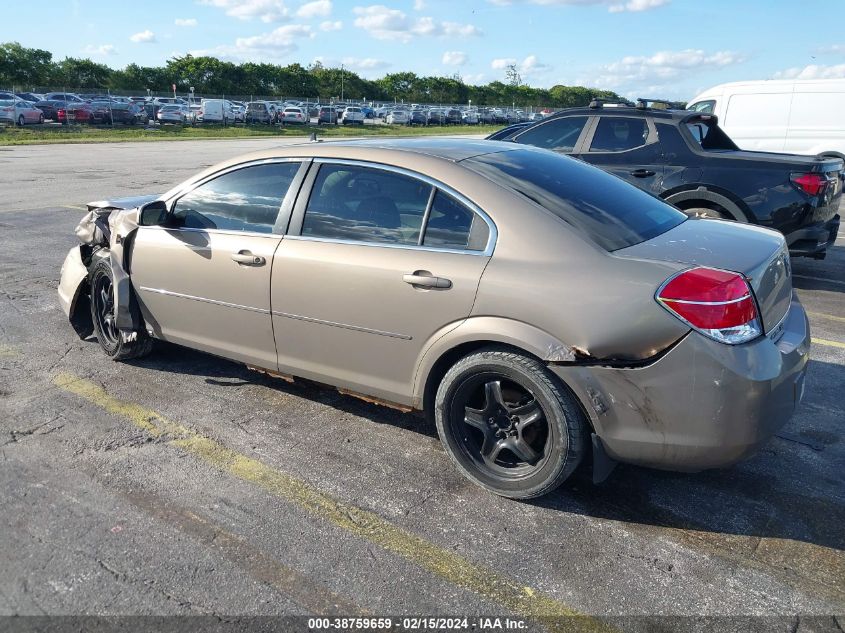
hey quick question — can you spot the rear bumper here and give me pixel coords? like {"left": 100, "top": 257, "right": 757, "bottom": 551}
{"left": 550, "top": 296, "right": 810, "bottom": 472}
{"left": 785, "top": 214, "right": 840, "bottom": 257}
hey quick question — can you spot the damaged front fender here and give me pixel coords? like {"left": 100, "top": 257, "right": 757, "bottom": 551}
{"left": 61, "top": 199, "right": 150, "bottom": 337}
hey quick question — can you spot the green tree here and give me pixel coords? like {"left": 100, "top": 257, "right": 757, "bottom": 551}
{"left": 52, "top": 57, "right": 113, "bottom": 90}
{"left": 0, "top": 42, "right": 53, "bottom": 88}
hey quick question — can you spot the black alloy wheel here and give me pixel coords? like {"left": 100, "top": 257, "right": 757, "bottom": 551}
{"left": 435, "top": 347, "right": 587, "bottom": 499}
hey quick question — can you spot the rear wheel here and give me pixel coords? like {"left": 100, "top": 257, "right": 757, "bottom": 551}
{"left": 17, "top": 115, "right": 25, "bottom": 126}
{"left": 89, "top": 260, "right": 153, "bottom": 361}
{"left": 435, "top": 346, "right": 587, "bottom": 499}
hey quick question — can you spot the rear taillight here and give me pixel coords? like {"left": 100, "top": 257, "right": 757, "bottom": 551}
{"left": 656, "top": 267, "right": 761, "bottom": 344}
{"left": 790, "top": 172, "right": 828, "bottom": 196}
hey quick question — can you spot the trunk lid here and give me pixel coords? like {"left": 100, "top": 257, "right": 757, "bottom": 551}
{"left": 616, "top": 218, "right": 792, "bottom": 334}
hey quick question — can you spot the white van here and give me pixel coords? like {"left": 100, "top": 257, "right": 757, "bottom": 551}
{"left": 199, "top": 98, "right": 234, "bottom": 124}
{"left": 687, "top": 79, "right": 845, "bottom": 159}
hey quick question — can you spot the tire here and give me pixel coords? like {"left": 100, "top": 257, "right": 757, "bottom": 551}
{"left": 434, "top": 346, "right": 587, "bottom": 499}
{"left": 17, "top": 115, "right": 25, "bottom": 127}
{"left": 38, "top": 114, "right": 44, "bottom": 124}
{"left": 89, "top": 260, "right": 153, "bottom": 361}
{"left": 684, "top": 206, "right": 728, "bottom": 220}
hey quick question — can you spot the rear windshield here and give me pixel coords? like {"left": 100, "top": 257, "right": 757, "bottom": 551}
{"left": 464, "top": 148, "right": 686, "bottom": 251}
{"left": 684, "top": 119, "right": 738, "bottom": 151}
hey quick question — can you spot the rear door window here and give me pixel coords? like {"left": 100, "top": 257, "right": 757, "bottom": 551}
{"left": 302, "top": 164, "right": 431, "bottom": 245}
{"left": 512, "top": 116, "right": 589, "bottom": 152}
{"left": 588, "top": 117, "right": 649, "bottom": 152}
{"left": 172, "top": 162, "right": 301, "bottom": 233}
{"left": 465, "top": 148, "right": 685, "bottom": 251}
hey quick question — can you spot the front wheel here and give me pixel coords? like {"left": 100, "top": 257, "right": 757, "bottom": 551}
{"left": 89, "top": 260, "right": 153, "bottom": 361}
{"left": 435, "top": 346, "right": 587, "bottom": 499}
{"left": 18, "top": 115, "right": 25, "bottom": 126}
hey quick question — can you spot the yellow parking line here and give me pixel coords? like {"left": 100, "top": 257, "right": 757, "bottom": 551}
{"left": 807, "top": 311, "right": 845, "bottom": 324}
{"left": 813, "top": 337, "right": 845, "bottom": 350}
{"left": 52, "top": 372, "right": 610, "bottom": 632}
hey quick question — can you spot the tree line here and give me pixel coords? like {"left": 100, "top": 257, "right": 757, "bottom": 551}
{"left": 0, "top": 41, "right": 621, "bottom": 107}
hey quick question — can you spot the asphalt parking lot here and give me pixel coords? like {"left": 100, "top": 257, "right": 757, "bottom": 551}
{"left": 1, "top": 139, "right": 843, "bottom": 631}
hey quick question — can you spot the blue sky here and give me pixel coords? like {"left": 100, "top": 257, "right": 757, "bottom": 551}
{"left": 5, "top": 0, "right": 845, "bottom": 99}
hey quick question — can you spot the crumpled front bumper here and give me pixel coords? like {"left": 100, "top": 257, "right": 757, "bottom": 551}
{"left": 58, "top": 246, "right": 89, "bottom": 318}
{"left": 551, "top": 295, "right": 810, "bottom": 472}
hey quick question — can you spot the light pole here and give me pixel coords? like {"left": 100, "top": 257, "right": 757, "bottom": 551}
{"left": 340, "top": 64, "right": 344, "bottom": 103}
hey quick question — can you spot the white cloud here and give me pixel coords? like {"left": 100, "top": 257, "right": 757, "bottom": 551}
{"left": 130, "top": 30, "right": 156, "bottom": 43}
{"left": 491, "top": 57, "right": 516, "bottom": 70}
{"left": 491, "top": 54, "right": 548, "bottom": 76}
{"left": 463, "top": 72, "right": 485, "bottom": 85}
{"left": 83, "top": 44, "right": 116, "bottom": 57}
{"left": 585, "top": 49, "right": 747, "bottom": 93}
{"left": 319, "top": 20, "right": 343, "bottom": 30}
{"left": 342, "top": 56, "right": 390, "bottom": 70}
{"left": 175, "top": 18, "right": 198, "bottom": 26}
{"left": 296, "top": 0, "right": 331, "bottom": 18}
{"left": 489, "top": 0, "right": 669, "bottom": 12}
{"left": 442, "top": 51, "right": 468, "bottom": 66}
{"left": 199, "top": 0, "right": 289, "bottom": 23}
{"left": 773, "top": 63, "right": 845, "bottom": 80}
{"left": 413, "top": 0, "right": 426, "bottom": 9}
{"left": 352, "top": 5, "right": 481, "bottom": 42}
{"left": 817, "top": 44, "right": 845, "bottom": 55}
{"left": 191, "top": 23, "right": 313, "bottom": 60}
{"left": 608, "top": 0, "right": 669, "bottom": 12}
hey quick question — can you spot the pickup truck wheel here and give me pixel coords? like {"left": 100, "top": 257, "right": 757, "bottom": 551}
{"left": 435, "top": 346, "right": 587, "bottom": 499}
{"left": 89, "top": 260, "right": 153, "bottom": 361}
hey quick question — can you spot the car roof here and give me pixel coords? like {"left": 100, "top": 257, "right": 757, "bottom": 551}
{"left": 204, "top": 138, "right": 522, "bottom": 169}
{"left": 546, "top": 105, "right": 691, "bottom": 121}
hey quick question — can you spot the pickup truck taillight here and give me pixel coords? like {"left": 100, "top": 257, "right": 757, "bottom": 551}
{"left": 656, "top": 267, "right": 761, "bottom": 344}
{"left": 790, "top": 172, "right": 828, "bottom": 196}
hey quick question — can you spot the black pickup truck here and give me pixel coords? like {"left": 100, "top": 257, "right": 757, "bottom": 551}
{"left": 492, "top": 104, "right": 843, "bottom": 258}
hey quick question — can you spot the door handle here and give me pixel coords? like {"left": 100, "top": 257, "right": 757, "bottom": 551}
{"left": 231, "top": 250, "right": 265, "bottom": 266}
{"left": 403, "top": 272, "right": 452, "bottom": 289}
{"left": 630, "top": 169, "right": 655, "bottom": 178}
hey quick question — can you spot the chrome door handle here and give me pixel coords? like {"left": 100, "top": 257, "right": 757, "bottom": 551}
{"left": 231, "top": 251, "right": 265, "bottom": 266}
{"left": 403, "top": 272, "right": 452, "bottom": 289}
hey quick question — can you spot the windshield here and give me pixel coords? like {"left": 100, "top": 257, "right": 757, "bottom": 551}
{"left": 464, "top": 148, "right": 686, "bottom": 251}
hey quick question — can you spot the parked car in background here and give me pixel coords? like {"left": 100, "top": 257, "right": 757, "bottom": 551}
{"left": 246, "top": 101, "right": 276, "bottom": 124}
{"left": 87, "top": 100, "right": 135, "bottom": 124}
{"left": 317, "top": 105, "right": 339, "bottom": 125}
{"left": 61, "top": 138, "right": 810, "bottom": 499}
{"left": 462, "top": 110, "right": 479, "bottom": 125}
{"left": 687, "top": 78, "right": 845, "bottom": 159}
{"left": 0, "top": 100, "right": 17, "bottom": 124}
{"left": 340, "top": 106, "right": 365, "bottom": 125}
{"left": 232, "top": 103, "right": 246, "bottom": 122}
{"left": 426, "top": 108, "right": 448, "bottom": 125}
{"left": 501, "top": 102, "right": 843, "bottom": 258}
{"left": 15, "top": 92, "right": 42, "bottom": 103}
{"left": 43, "top": 92, "right": 85, "bottom": 103}
{"left": 157, "top": 104, "right": 191, "bottom": 125}
{"left": 57, "top": 103, "right": 95, "bottom": 124}
{"left": 33, "top": 99, "right": 64, "bottom": 121}
{"left": 200, "top": 99, "right": 234, "bottom": 124}
{"left": 281, "top": 107, "right": 307, "bottom": 125}
{"left": 409, "top": 109, "right": 427, "bottom": 126}
{"left": 386, "top": 110, "right": 409, "bottom": 125}
{"left": 7, "top": 100, "right": 45, "bottom": 125}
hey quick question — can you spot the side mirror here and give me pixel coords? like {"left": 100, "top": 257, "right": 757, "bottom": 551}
{"left": 139, "top": 200, "right": 168, "bottom": 226}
